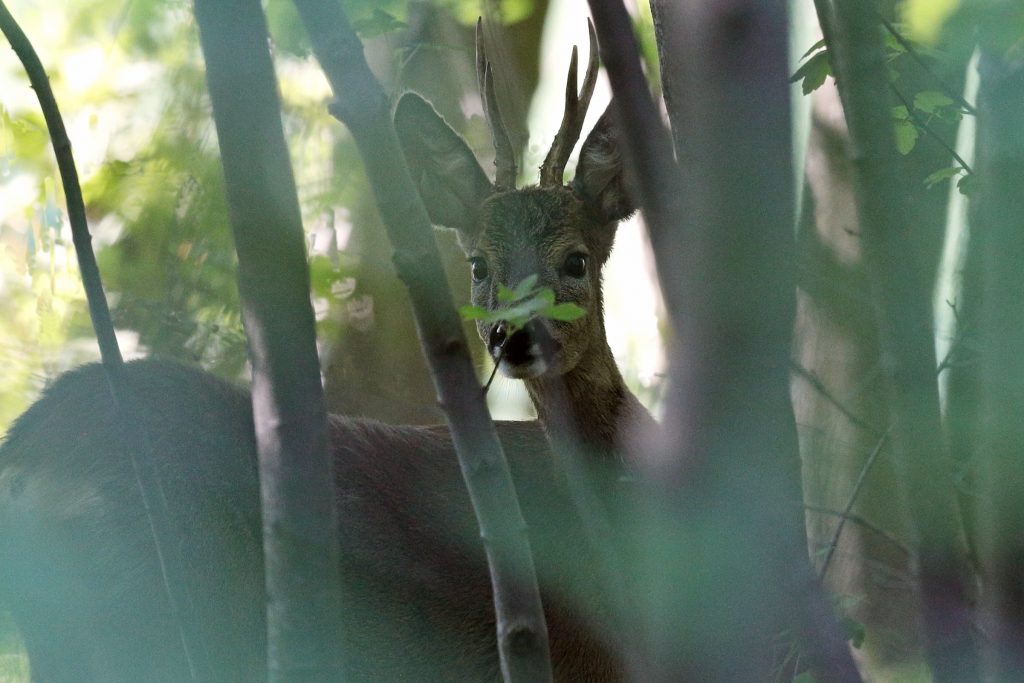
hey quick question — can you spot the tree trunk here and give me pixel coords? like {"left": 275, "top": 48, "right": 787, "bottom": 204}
{"left": 291, "top": 1, "right": 554, "bottom": 680}
{"left": 194, "top": 0, "right": 345, "bottom": 678}
{"left": 813, "top": 0, "right": 978, "bottom": 679}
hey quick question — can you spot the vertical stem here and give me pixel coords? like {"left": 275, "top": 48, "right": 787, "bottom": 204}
{"left": 826, "top": 1, "right": 979, "bottom": 679}
{"left": 289, "top": 1, "right": 554, "bottom": 681}
{"left": 193, "top": 0, "right": 345, "bottom": 679}
{"left": 974, "top": 48, "right": 1024, "bottom": 677}
{"left": 590, "top": 0, "right": 860, "bottom": 679}
{"left": 0, "top": 3, "right": 208, "bottom": 678}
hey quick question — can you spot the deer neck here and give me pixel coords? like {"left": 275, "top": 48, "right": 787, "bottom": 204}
{"left": 523, "top": 336, "right": 653, "bottom": 462}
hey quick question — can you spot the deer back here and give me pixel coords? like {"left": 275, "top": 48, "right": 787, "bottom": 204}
{"left": 0, "top": 359, "right": 623, "bottom": 681}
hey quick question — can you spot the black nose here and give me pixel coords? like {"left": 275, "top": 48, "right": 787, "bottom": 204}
{"left": 489, "top": 323, "right": 508, "bottom": 356}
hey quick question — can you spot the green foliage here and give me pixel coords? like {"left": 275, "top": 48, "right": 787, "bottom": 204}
{"left": 352, "top": 9, "right": 408, "bottom": 38}
{"left": 790, "top": 42, "right": 831, "bottom": 95}
{"left": 891, "top": 105, "right": 920, "bottom": 155}
{"left": 459, "top": 274, "right": 586, "bottom": 334}
{"left": 440, "top": 0, "right": 536, "bottom": 25}
{"left": 925, "top": 165, "right": 964, "bottom": 188}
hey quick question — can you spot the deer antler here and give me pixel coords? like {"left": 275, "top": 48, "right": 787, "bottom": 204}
{"left": 476, "top": 19, "right": 517, "bottom": 191}
{"left": 539, "top": 20, "right": 599, "bottom": 187}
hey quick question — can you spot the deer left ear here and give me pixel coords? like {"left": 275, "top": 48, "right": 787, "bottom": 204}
{"left": 572, "top": 103, "right": 635, "bottom": 223}
{"left": 394, "top": 92, "right": 492, "bottom": 237}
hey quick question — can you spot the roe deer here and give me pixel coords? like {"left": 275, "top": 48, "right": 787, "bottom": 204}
{"left": 0, "top": 26, "right": 653, "bottom": 683}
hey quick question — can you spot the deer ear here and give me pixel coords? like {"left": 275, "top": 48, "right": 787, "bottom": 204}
{"left": 572, "top": 103, "right": 635, "bottom": 223}
{"left": 394, "top": 93, "right": 492, "bottom": 237}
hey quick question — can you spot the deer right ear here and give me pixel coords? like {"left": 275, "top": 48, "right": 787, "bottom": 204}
{"left": 394, "top": 93, "right": 492, "bottom": 238}
{"left": 572, "top": 103, "right": 635, "bottom": 223}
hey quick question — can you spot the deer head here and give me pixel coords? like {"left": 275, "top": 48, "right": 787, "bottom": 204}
{"left": 395, "top": 21, "right": 634, "bottom": 382}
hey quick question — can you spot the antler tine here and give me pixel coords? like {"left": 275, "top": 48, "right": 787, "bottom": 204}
{"left": 539, "top": 19, "right": 600, "bottom": 187}
{"left": 475, "top": 18, "right": 487, "bottom": 99}
{"left": 476, "top": 19, "right": 517, "bottom": 191}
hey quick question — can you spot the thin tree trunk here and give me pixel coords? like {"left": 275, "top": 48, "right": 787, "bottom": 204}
{"left": 289, "top": 2, "right": 554, "bottom": 681}
{"left": 824, "top": 1, "right": 979, "bottom": 679}
{"left": 193, "top": 0, "right": 345, "bottom": 679}
{"left": 0, "top": 3, "right": 209, "bottom": 678}
{"left": 974, "top": 49, "right": 1024, "bottom": 678}
{"left": 590, "top": 0, "right": 859, "bottom": 679}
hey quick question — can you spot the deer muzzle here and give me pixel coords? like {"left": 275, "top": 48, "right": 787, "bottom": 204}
{"left": 489, "top": 319, "right": 558, "bottom": 379}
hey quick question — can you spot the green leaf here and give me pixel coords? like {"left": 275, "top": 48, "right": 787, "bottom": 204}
{"left": 791, "top": 673, "right": 818, "bottom": 683}
{"left": 790, "top": 50, "right": 831, "bottom": 95}
{"left": 511, "top": 274, "right": 539, "bottom": 301}
{"left": 924, "top": 166, "right": 961, "bottom": 188}
{"left": 459, "top": 304, "right": 489, "bottom": 321}
{"left": 914, "top": 90, "right": 954, "bottom": 114}
{"left": 894, "top": 119, "right": 919, "bottom": 155}
{"left": 800, "top": 38, "right": 826, "bottom": 59}
{"left": 497, "top": 283, "right": 515, "bottom": 304}
{"left": 957, "top": 173, "right": 978, "bottom": 196}
{"left": 884, "top": 29, "right": 908, "bottom": 56}
{"left": 351, "top": 9, "right": 407, "bottom": 38}
{"left": 841, "top": 615, "right": 866, "bottom": 649}
{"left": 543, "top": 302, "right": 586, "bottom": 322}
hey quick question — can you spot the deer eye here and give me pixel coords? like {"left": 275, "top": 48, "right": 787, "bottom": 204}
{"left": 469, "top": 257, "right": 489, "bottom": 282}
{"left": 563, "top": 253, "right": 587, "bottom": 278}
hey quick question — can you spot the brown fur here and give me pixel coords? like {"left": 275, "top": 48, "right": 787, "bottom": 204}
{"left": 0, "top": 360, "right": 623, "bottom": 681}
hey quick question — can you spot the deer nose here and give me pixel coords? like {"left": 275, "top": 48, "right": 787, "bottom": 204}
{"left": 489, "top": 322, "right": 508, "bottom": 356}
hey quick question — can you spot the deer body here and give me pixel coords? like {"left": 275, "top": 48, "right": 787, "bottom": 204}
{"left": 0, "top": 24, "right": 655, "bottom": 682}
{"left": 0, "top": 360, "right": 619, "bottom": 681}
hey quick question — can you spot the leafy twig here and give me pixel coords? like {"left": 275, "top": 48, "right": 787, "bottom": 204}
{"left": 876, "top": 12, "right": 977, "bottom": 116}
{"left": 891, "top": 85, "right": 974, "bottom": 174}
{"left": 460, "top": 274, "right": 586, "bottom": 334}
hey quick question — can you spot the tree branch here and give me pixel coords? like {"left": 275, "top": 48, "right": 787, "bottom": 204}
{"left": 818, "top": 427, "right": 892, "bottom": 578}
{"left": 890, "top": 85, "right": 974, "bottom": 175}
{"left": 0, "top": 3, "right": 209, "bottom": 678}
{"left": 289, "top": 2, "right": 553, "bottom": 680}
{"left": 826, "top": 1, "right": 979, "bottom": 679}
{"left": 876, "top": 12, "right": 977, "bottom": 116}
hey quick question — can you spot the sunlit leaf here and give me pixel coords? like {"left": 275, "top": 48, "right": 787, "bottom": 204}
{"left": 511, "top": 274, "right": 539, "bottom": 301}
{"left": 914, "top": 90, "right": 954, "bottom": 114}
{"left": 351, "top": 9, "right": 407, "bottom": 38}
{"left": 924, "top": 166, "right": 962, "bottom": 189}
{"left": 894, "top": 119, "right": 919, "bottom": 155}
{"left": 459, "top": 304, "right": 488, "bottom": 321}
{"left": 543, "top": 302, "right": 586, "bottom": 322}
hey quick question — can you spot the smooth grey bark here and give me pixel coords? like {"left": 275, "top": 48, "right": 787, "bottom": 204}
{"left": 590, "top": 0, "right": 859, "bottom": 680}
{"left": 193, "top": 0, "right": 345, "bottom": 680}
{"left": 974, "top": 50, "right": 1024, "bottom": 678}
{"left": 289, "top": 1, "right": 553, "bottom": 681}
{"left": 824, "top": 1, "right": 979, "bottom": 680}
